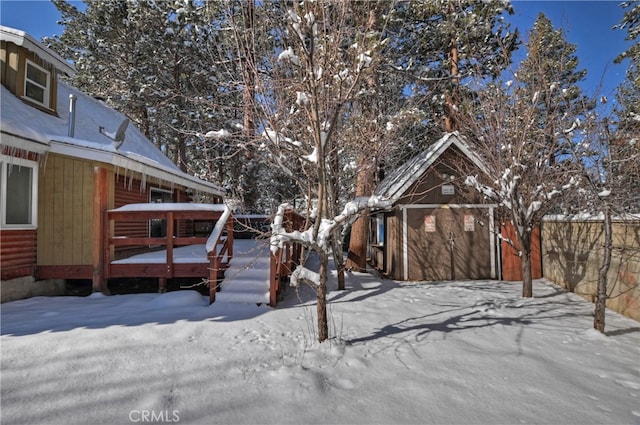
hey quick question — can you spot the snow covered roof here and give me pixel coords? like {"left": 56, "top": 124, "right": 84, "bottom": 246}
{"left": 0, "top": 25, "right": 75, "bottom": 76}
{"left": 0, "top": 26, "right": 223, "bottom": 196}
{"left": 1, "top": 82, "right": 223, "bottom": 196}
{"left": 375, "top": 132, "right": 488, "bottom": 203}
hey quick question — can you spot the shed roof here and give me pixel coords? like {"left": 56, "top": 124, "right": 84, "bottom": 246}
{"left": 375, "top": 132, "right": 488, "bottom": 204}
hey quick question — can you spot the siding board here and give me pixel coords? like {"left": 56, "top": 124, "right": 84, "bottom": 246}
{"left": 37, "top": 155, "right": 94, "bottom": 266}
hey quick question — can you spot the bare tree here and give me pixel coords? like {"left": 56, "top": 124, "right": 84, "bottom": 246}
{"left": 457, "top": 13, "right": 595, "bottom": 297}
{"left": 457, "top": 75, "right": 581, "bottom": 297}
{"left": 230, "top": 0, "right": 390, "bottom": 342}
{"left": 566, "top": 0, "right": 640, "bottom": 332}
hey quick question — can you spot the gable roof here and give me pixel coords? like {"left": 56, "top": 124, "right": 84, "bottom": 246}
{"left": 0, "top": 27, "right": 223, "bottom": 197}
{"left": 0, "top": 26, "right": 75, "bottom": 76}
{"left": 375, "top": 132, "right": 488, "bottom": 203}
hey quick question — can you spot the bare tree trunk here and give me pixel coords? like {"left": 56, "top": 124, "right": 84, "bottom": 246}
{"left": 521, "top": 249, "right": 533, "bottom": 298}
{"left": 242, "top": 1, "right": 255, "bottom": 137}
{"left": 317, "top": 251, "right": 329, "bottom": 342}
{"left": 444, "top": 2, "right": 459, "bottom": 133}
{"left": 594, "top": 202, "right": 612, "bottom": 333}
{"left": 514, "top": 216, "right": 533, "bottom": 298}
{"left": 346, "top": 210, "right": 369, "bottom": 272}
{"left": 346, "top": 163, "right": 371, "bottom": 272}
{"left": 518, "top": 227, "right": 533, "bottom": 298}
{"left": 332, "top": 238, "right": 346, "bottom": 290}
{"left": 177, "top": 135, "right": 187, "bottom": 172}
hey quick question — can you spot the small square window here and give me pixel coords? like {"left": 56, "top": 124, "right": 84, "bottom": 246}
{"left": 24, "top": 59, "right": 50, "bottom": 107}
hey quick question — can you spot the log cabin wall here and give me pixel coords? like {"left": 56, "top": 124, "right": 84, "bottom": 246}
{"left": 0, "top": 150, "right": 40, "bottom": 279}
{"left": 0, "top": 229, "right": 37, "bottom": 279}
{"left": 113, "top": 175, "right": 197, "bottom": 243}
{"left": 113, "top": 175, "right": 149, "bottom": 239}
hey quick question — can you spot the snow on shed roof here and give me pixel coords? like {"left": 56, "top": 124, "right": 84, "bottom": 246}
{"left": 375, "top": 132, "right": 488, "bottom": 203}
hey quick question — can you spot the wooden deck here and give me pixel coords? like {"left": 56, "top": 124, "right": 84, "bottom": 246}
{"left": 100, "top": 203, "right": 232, "bottom": 303}
{"left": 99, "top": 203, "right": 304, "bottom": 306}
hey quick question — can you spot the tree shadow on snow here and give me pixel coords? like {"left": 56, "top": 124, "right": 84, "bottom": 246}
{"left": 276, "top": 266, "right": 398, "bottom": 309}
{"left": 346, "top": 295, "right": 592, "bottom": 348}
{"left": 0, "top": 290, "right": 270, "bottom": 337}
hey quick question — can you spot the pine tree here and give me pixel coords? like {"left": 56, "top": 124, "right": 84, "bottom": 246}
{"left": 346, "top": 0, "right": 519, "bottom": 272}
{"left": 517, "top": 13, "right": 594, "bottom": 164}
{"left": 387, "top": 0, "right": 519, "bottom": 133}
{"left": 613, "top": 0, "right": 640, "bottom": 212}
{"left": 49, "top": 0, "right": 238, "bottom": 182}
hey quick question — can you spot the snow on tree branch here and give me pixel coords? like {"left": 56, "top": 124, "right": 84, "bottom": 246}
{"left": 290, "top": 265, "right": 320, "bottom": 288}
{"left": 270, "top": 196, "right": 391, "bottom": 255}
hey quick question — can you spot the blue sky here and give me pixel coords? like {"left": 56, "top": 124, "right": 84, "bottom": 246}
{"left": 0, "top": 0, "right": 633, "bottom": 100}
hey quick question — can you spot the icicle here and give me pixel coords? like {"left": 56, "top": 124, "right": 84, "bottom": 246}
{"left": 140, "top": 172, "right": 147, "bottom": 192}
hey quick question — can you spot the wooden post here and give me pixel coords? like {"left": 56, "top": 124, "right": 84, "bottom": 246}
{"left": 286, "top": 242, "right": 292, "bottom": 275}
{"left": 209, "top": 253, "right": 218, "bottom": 304}
{"left": 166, "top": 211, "right": 174, "bottom": 277}
{"left": 226, "top": 212, "right": 234, "bottom": 260}
{"left": 269, "top": 248, "right": 281, "bottom": 307}
{"left": 92, "top": 167, "right": 109, "bottom": 294}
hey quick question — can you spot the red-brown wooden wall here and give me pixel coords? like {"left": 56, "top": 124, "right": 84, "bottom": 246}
{"left": 1, "top": 229, "right": 37, "bottom": 280}
{"left": 113, "top": 175, "right": 195, "bottom": 239}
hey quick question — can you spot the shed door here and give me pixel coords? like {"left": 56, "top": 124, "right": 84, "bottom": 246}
{"left": 409, "top": 208, "right": 492, "bottom": 281}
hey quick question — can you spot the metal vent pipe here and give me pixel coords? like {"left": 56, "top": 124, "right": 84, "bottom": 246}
{"left": 68, "top": 94, "right": 77, "bottom": 137}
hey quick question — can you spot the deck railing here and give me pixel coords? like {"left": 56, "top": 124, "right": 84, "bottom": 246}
{"left": 269, "top": 209, "right": 305, "bottom": 306}
{"left": 205, "top": 206, "right": 233, "bottom": 303}
{"left": 100, "top": 203, "right": 233, "bottom": 301}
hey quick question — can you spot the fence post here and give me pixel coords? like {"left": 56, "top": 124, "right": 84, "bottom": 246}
{"left": 269, "top": 248, "right": 281, "bottom": 307}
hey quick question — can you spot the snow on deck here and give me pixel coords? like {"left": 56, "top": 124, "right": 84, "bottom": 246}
{"left": 216, "top": 239, "right": 272, "bottom": 305}
{"left": 108, "top": 202, "right": 228, "bottom": 212}
{"left": 111, "top": 239, "right": 273, "bottom": 304}
{"left": 111, "top": 245, "right": 209, "bottom": 264}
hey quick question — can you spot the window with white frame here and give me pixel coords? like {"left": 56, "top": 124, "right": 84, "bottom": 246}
{"left": 23, "top": 59, "right": 50, "bottom": 107}
{"left": 0, "top": 157, "right": 38, "bottom": 228}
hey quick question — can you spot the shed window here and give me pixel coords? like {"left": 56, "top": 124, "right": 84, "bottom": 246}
{"left": 0, "top": 157, "right": 38, "bottom": 228}
{"left": 24, "top": 59, "right": 50, "bottom": 107}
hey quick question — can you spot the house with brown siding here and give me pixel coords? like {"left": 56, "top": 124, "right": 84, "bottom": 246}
{"left": 0, "top": 26, "right": 224, "bottom": 302}
{"left": 370, "top": 132, "right": 499, "bottom": 281}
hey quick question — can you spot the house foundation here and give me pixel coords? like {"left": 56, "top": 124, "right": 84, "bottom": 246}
{"left": 1, "top": 276, "right": 65, "bottom": 303}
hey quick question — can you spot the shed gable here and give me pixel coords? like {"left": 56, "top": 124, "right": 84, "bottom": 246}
{"left": 376, "top": 132, "right": 488, "bottom": 206}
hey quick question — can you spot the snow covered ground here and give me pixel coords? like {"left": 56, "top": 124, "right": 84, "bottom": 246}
{"left": 2, "top": 250, "right": 639, "bottom": 425}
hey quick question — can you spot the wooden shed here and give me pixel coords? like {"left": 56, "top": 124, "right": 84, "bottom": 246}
{"left": 0, "top": 26, "right": 225, "bottom": 301}
{"left": 370, "top": 132, "right": 499, "bottom": 281}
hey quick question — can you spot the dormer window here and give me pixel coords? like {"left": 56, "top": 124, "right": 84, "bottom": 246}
{"left": 24, "top": 59, "right": 50, "bottom": 107}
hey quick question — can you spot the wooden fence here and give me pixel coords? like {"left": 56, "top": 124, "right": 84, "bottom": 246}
{"left": 541, "top": 215, "right": 640, "bottom": 321}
